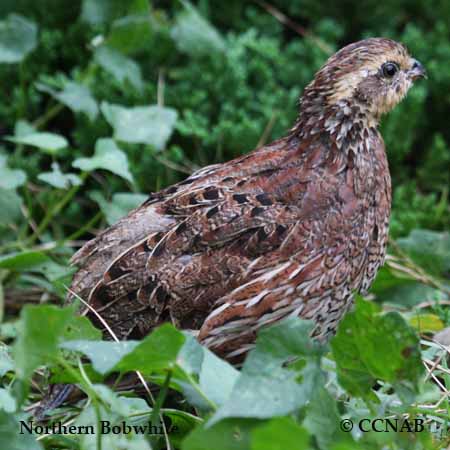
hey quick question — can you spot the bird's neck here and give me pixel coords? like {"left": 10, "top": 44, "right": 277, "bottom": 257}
{"left": 290, "top": 94, "right": 380, "bottom": 154}
{"left": 287, "top": 93, "right": 389, "bottom": 199}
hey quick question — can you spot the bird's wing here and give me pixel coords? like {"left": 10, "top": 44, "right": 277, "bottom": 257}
{"left": 68, "top": 138, "right": 293, "bottom": 304}
{"left": 69, "top": 139, "right": 329, "bottom": 334}
{"left": 68, "top": 200, "right": 176, "bottom": 305}
{"left": 84, "top": 185, "right": 311, "bottom": 334}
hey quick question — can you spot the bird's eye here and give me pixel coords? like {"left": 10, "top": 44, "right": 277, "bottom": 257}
{"left": 381, "top": 62, "right": 399, "bottom": 78}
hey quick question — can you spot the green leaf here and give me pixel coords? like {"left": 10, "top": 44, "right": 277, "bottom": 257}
{"left": 303, "top": 386, "right": 344, "bottom": 450}
{"left": 409, "top": 313, "right": 444, "bottom": 333}
{"left": 94, "top": 45, "right": 143, "bottom": 92}
{"left": 13, "top": 305, "right": 75, "bottom": 380}
{"left": 0, "top": 251, "right": 49, "bottom": 271}
{"left": 0, "top": 14, "right": 37, "bottom": 63}
{"left": 183, "top": 419, "right": 256, "bottom": 450}
{"left": 169, "top": 335, "right": 234, "bottom": 410}
{"left": 31, "top": 260, "right": 75, "bottom": 297}
{"left": 73, "top": 138, "right": 134, "bottom": 182}
{"left": 0, "top": 188, "right": 22, "bottom": 226}
{"left": 81, "top": 0, "right": 149, "bottom": 25}
{"left": 0, "top": 154, "right": 26, "bottom": 189}
{"left": 209, "top": 318, "right": 325, "bottom": 424}
{"left": 198, "top": 348, "right": 239, "bottom": 407}
{"left": 164, "top": 409, "right": 202, "bottom": 446}
{"left": 171, "top": 2, "right": 225, "bottom": 57}
{"left": 91, "top": 384, "right": 149, "bottom": 416}
{"left": 173, "top": 334, "right": 239, "bottom": 409}
{"left": 36, "top": 80, "right": 98, "bottom": 121}
{"left": 209, "top": 369, "right": 312, "bottom": 424}
{"left": 62, "top": 324, "right": 186, "bottom": 377}
{"left": 62, "top": 316, "right": 103, "bottom": 341}
{"left": 397, "top": 229, "right": 450, "bottom": 277}
{"left": 81, "top": 0, "right": 121, "bottom": 24}
{"left": 101, "top": 102, "right": 178, "bottom": 150}
{"left": 0, "top": 346, "right": 14, "bottom": 376}
{"left": 37, "top": 162, "right": 81, "bottom": 189}
{"left": 50, "top": 363, "right": 105, "bottom": 384}
{"left": 7, "top": 132, "right": 68, "bottom": 154}
{"left": 371, "top": 267, "right": 443, "bottom": 308}
{"left": 90, "top": 191, "right": 147, "bottom": 225}
{"left": 107, "top": 14, "right": 154, "bottom": 55}
{"left": 0, "top": 388, "right": 16, "bottom": 413}
{"left": 330, "top": 297, "right": 423, "bottom": 400}
{"left": 74, "top": 403, "right": 152, "bottom": 450}
{"left": 243, "top": 317, "right": 326, "bottom": 375}
{"left": 60, "top": 340, "right": 139, "bottom": 374}
{"left": 0, "top": 187, "right": 22, "bottom": 226}
{"left": 251, "top": 417, "right": 311, "bottom": 450}
{"left": 0, "top": 411, "right": 42, "bottom": 449}
{"left": 116, "top": 324, "right": 185, "bottom": 373}
{"left": 14, "top": 119, "right": 36, "bottom": 137}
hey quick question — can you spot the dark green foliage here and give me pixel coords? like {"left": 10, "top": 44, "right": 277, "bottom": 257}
{"left": 0, "top": 1, "right": 449, "bottom": 449}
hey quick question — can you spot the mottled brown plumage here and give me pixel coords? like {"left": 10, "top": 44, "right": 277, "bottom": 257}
{"left": 68, "top": 38, "right": 425, "bottom": 362}
{"left": 35, "top": 38, "right": 426, "bottom": 417}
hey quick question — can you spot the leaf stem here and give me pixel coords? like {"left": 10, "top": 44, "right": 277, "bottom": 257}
{"left": 33, "top": 103, "right": 65, "bottom": 130}
{"left": 26, "top": 172, "right": 89, "bottom": 245}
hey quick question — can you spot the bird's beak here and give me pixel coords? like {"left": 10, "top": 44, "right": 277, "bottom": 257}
{"left": 409, "top": 59, "right": 427, "bottom": 80}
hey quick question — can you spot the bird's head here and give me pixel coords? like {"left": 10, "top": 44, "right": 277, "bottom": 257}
{"left": 299, "top": 38, "right": 426, "bottom": 130}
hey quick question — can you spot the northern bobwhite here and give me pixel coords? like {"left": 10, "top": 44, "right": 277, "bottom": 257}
{"left": 69, "top": 38, "right": 425, "bottom": 362}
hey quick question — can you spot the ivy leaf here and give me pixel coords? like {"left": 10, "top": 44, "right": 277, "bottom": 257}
{"left": 183, "top": 419, "right": 256, "bottom": 450}
{"left": 107, "top": 15, "right": 154, "bottom": 55}
{"left": 0, "top": 346, "right": 14, "bottom": 377}
{"left": 60, "top": 341, "right": 139, "bottom": 374}
{"left": 0, "top": 250, "right": 49, "bottom": 271}
{"left": 331, "top": 297, "right": 423, "bottom": 401}
{"left": 171, "top": 2, "right": 225, "bottom": 57}
{"left": 173, "top": 334, "right": 239, "bottom": 410}
{"left": 38, "top": 162, "right": 82, "bottom": 189}
{"left": 0, "top": 411, "right": 42, "bottom": 449}
{"left": 0, "top": 154, "right": 26, "bottom": 189}
{"left": 101, "top": 102, "right": 177, "bottom": 150}
{"left": 115, "top": 324, "right": 185, "bottom": 373}
{"left": 209, "top": 318, "right": 325, "bottom": 424}
{"left": 397, "top": 229, "right": 450, "bottom": 277}
{"left": 0, "top": 14, "right": 37, "bottom": 63}
{"left": 81, "top": 0, "right": 121, "bottom": 24}
{"left": 14, "top": 119, "right": 36, "bottom": 137}
{"left": 73, "top": 138, "right": 134, "bottom": 182}
{"left": 81, "top": 0, "right": 149, "bottom": 26}
{"left": 0, "top": 187, "right": 22, "bottom": 227}
{"left": 7, "top": 132, "right": 68, "bottom": 155}
{"left": 198, "top": 348, "right": 239, "bottom": 407}
{"left": 13, "top": 305, "right": 75, "bottom": 380}
{"left": 243, "top": 317, "right": 326, "bottom": 375}
{"left": 94, "top": 46, "right": 144, "bottom": 92}
{"left": 90, "top": 191, "right": 147, "bottom": 225}
{"left": 36, "top": 80, "right": 98, "bottom": 121}
{"left": 62, "top": 316, "right": 103, "bottom": 341}
{"left": 303, "top": 386, "right": 344, "bottom": 450}
{"left": 251, "top": 417, "right": 311, "bottom": 450}
{"left": 408, "top": 313, "right": 444, "bottom": 333}
{"left": 73, "top": 404, "right": 151, "bottom": 450}
{"left": 371, "top": 267, "right": 444, "bottom": 308}
{"left": 61, "top": 324, "right": 185, "bottom": 375}
{"left": 0, "top": 388, "right": 16, "bottom": 413}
